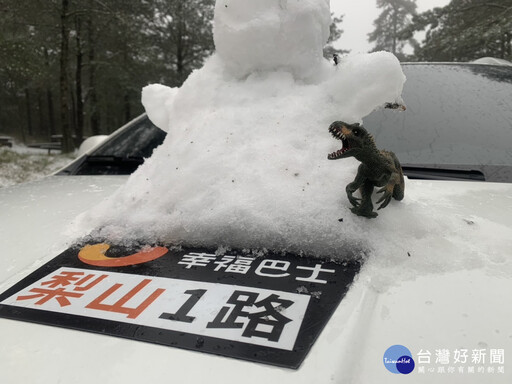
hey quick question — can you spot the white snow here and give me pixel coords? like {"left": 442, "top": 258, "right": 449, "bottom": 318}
{"left": 213, "top": 0, "right": 331, "bottom": 80}
{"left": 0, "top": 144, "right": 74, "bottom": 188}
{"left": 77, "top": 135, "right": 109, "bottom": 157}
{"left": 141, "top": 84, "right": 178, "bottom": 132}
{"left": 71, "top": 0, "right": 512, "bottom": 292}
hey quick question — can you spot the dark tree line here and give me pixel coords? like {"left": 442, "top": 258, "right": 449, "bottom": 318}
{"left": 0, "top": 0, "right": 215, "bottom": 151}
{"left": 409, "top": 0, "right": 512, "bottom": 62}
{"left": 369, "top": 0, "right": 512, "bottom": 62}
{"left": 1, "top": 1, "right": 509, "bottom": 151}
{"left": 0, "top": 2, "right": 346, "bottom": 152}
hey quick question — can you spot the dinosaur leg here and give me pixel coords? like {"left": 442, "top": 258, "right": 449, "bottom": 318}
{"left": 377, "top": 171, "right": 402, "bottom": 209}
{"left": 392, "top": 182, "right": 404, "bottom": 201}
{"left": 391, "top": 153, "right": 405, "bottom": 201}
{"left": 351, "top": 181, "right": 377, "bottom": 218}
{"left": 345, "top": 168, "right": 365, "bottom": 208}
{"left": 392, "top": 171, "right": 405, "bottom": 201}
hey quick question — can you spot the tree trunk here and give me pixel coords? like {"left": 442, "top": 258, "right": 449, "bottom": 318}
{"left": 87, "top": 2, "right": 100, "bottom": 135}
{"left": 176, "top": 2, "right": 187, "bottom": 84}
{"left": 37, "top": 88, "right": 46, "bottom": 138}
{"left": 18, "top": 97, "right": 27, "bottom": 144}
{"left": 177, "top": 42, "right": 185, "bottom": 84}
{"left": 59, "top": 0, "right": 74, "bottom": 152}
{"left": 47, "top": 89, "right": 56, "bottom": 137}
{"left": 24, "top": 88, "right": 33, "bottom": 137}
{"left": 75, "top": 15, "right": 84, "bottom": 144}
{"left": 43, "top": 48, "right": 56, "bottom": 138}
{"left": 392, "top": 5, "right": 398, "bottom": 55}
{"left": 507, "top": 32, "right": 512, "bottom": 59}
{"left": 122, "top": 38, "right": 131, "bottom": 123}
{"left": 70, "top": 89, "right": 77, "bottom": 137}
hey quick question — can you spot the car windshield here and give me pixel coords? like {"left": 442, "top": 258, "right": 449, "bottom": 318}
{"left": 61, "top": 64, "right": 512, "bottom": 182}
{"left": 92, "top": 117, "right": 166, "bottom": 159}
{"left": 363, "top": 63, "right": 512, "bottom": 182}
{"left": 59, "top": 116, "right": 166, "bottom": 175}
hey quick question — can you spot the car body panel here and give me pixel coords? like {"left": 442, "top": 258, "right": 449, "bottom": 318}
{"left": 1, "top": 175, "right": 511, "bottom": 383}
{"left": 0, "top": 176, "right": 126, "bottom": 288}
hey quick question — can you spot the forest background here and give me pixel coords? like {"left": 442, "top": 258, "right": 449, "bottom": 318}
{"left": 0, "top": 0, "right": 510, "bottom": 151}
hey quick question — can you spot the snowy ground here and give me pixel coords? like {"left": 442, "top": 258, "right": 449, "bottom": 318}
{"left": 0, "top": 144, "right": 75, "bottom": 188}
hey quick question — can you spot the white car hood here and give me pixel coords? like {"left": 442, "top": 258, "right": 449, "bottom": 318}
{"left": 0, "top": 176, "right": 127, "bottom": 287}
{"left": 0, "top": 176, "right": 511, "bottom": 383}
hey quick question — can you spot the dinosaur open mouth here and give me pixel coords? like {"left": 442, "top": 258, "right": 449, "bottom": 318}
{"left": 327, "top": 127, "right": 350, "bottom": 160}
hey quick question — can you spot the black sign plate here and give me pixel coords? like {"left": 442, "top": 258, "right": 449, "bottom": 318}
{"left": 0, "top": 242, "right": 361, "bottom": 369}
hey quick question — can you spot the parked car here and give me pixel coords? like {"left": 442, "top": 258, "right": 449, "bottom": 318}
{"left": 59, "top": 63, "right": 512, "bottom": 183}
{"left": 0, "top": 62, "right": 511, "bottom": 383}
{"left": 364, "top": 62, "right": 512, "bottom": 183}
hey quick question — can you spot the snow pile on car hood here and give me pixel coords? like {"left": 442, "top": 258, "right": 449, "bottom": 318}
{"left": 72, "top": 0, "right": 512, "bottom": 290}
{"left": 75, "top": 0, "right": 404, "bottom": 253}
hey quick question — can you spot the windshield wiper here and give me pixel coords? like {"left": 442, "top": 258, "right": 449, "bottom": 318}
{"left": 57, "top": 155, "right": 146, "bottom": 176}
{"left": 402, "top": 165, "right": 485, "bottom": 181}
{"left": 84, "top": 155, "right": 145, "bottom": 166}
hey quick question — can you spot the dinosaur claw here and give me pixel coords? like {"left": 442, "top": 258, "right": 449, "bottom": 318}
{"left": 348, "top": 196, "right": 361, "bottom": 207}
{"left": 376, "top": 193, "right": 388, "bottom": 204}
{"left": 351, "top": 207, "right": 378, "bottom": 218}
{"left": 377, "top": 196, "right": 392, "bottom": 209}
{"left": 376, "top": 186, "right": 392, "bottom": 209}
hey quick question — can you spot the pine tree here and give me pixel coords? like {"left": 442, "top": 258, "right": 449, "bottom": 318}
{"left": 146, "top": 0, "right": 215, "bottom": 87}
{"left": 368, "top": 0, "right": 417, "bottom": 60}
{"left": 0, "top": 0, "right": 216, "bottom": 143}
{"left": 323, "top": 14, "right": 349, "bottom": 60}
{"left": 409, "top": 0, "right": 512, "bottom": 62}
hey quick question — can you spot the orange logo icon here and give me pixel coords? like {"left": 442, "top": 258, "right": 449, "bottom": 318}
{"left": 78, "top": 243, "right": 168, "bottom": 267}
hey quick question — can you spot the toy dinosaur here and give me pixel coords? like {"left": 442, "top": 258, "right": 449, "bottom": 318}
{"left": 327, "top": 121, "right": 405, "bottom": 218}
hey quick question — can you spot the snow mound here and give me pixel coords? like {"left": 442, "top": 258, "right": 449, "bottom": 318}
{"left": 70, "top": 0, "right": 512, "bottom": 293}
{"left": 76, "top": 49, "right": 405, "bottom": 256}
{"left": 72, "top": 0, "right": 407, "bottom": 256}
{"left": 72, "top": 0, "right": 405, "bottom": 255}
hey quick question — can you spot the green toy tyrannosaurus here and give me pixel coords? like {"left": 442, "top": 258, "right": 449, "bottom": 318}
{"left": 327, "top": 121, "right": 405, "bottom": 218}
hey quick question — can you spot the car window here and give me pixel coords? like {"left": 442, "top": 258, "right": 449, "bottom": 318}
{"left": 62, "top": 64, "right": 512, "bottom": 181}
{"left": 59, "top": 117, "right": 167, "bottom": 175}
{"left": 91, "top": 117, "right": 166, "bottom": 159}
{"left": 363, "top": 64, "right": 512, "bottom": 182}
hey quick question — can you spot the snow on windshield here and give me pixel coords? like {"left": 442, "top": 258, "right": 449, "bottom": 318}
{"left": 71, "top": 0, "right": 511, "bottom": 290}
